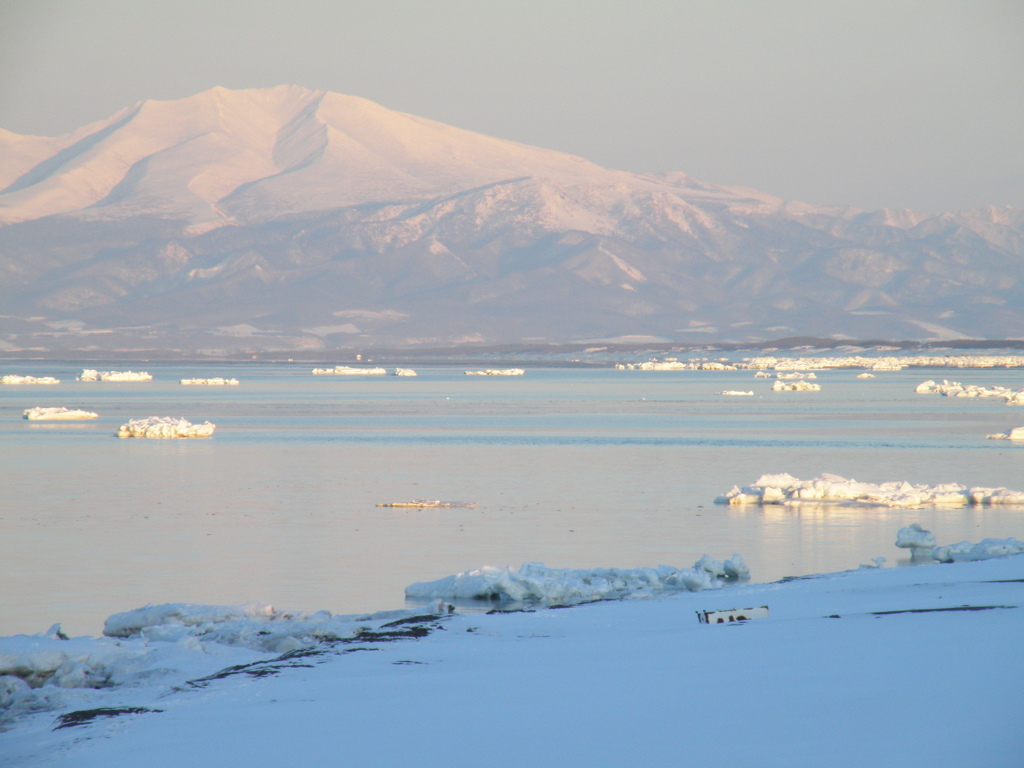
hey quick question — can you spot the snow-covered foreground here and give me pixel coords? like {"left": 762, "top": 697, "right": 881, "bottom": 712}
{"left": 2, "top": 551, "right": 1022, "bottom": 767}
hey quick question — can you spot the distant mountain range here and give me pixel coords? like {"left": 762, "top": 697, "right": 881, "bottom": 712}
{"left": 2, "top": 85, "right": 1022, "bottom": 356}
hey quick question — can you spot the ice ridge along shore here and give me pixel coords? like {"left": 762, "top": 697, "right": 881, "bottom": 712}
{"left": 716, "top": 472, "right": 1024, "bottom": 507}
{"left": 404, "top": 556, "right": 750, "bottom": 604}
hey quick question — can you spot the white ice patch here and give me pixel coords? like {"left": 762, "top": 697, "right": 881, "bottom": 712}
{"left": 616, "top": 360, "right": 737, "bottom": 371}
{"left": 716, "top": 473, "right": 1024, "bottom": 508}
{"left": 79, "top": 369, "right": 152, "bottom": 382}
{"left": 895, "top": 523, "right": 939, "bottom": 560}
{"left": 23, "top": 407, "right": 98, "bottom": 420}
{"left": 771, "top": 380, "right": 821, "bottom": 391}
{"left": 2, "top": 375, "right": 60, "bottom": 385}
{"left": 312, "top": 366, "right": 386, "bottom": 375}
{"left": 404, "top": 556, "right": 750, "bottom": 605}
{"left": 180, "top": 377, "right": 239, "bottom": 385}
{"left": 743, "top": 354, "right": 1024, "bottom": 371}
{"left": 932, "top": 538, "right": 1024, "bottom": 563}
{"left": 893, "top": 524, "right": 1023, "bottom": 563}
{"left": 987, "top": 427, "right": 1024, "bottom": 440}
{"left": 116, "top": 417, "right": 216, "bottom": 438}
{"left": 721, "top": 390, "right": 753, "bottom": 396}
{"left": 916, "top": 379, "right": 1024, "bottom": 404}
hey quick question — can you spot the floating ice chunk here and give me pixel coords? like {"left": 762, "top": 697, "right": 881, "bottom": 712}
{"left": 23, "top": 407, "right": 98, "bottom": 420}
{"left": 312, "top": 366, "right": 386, "bottom": 375}
{"left": 464, "top": 369, "right": 525, "bottom": 376}
{"left": 932, "top": 538, "right": 1024, "bottom": 563}
{"left": 771, "top": 380, "right": 821, "bottom": 391}
{"left": 180, "top": 377, "right": 239, "bottom": 385}
{"left": 915, "top": 379, "right": 1024, "bottom": 403}
{"left": 715, "top": 473, "right": 1024, "bottom": 508}
{"left": 895, "top": 524, "right": 938, "bottom": 561}
{"left": 987, "top": 427, "right": 1024, "bottom": 440}
{"left": 721, "top": 390, "right": 753, "bottom": 396}
{"left": 116, "top": 417, "right": 216, "bottom": 438}
{"left": 404, "top": 557, "right": 749, "bottom": 605}
{"left": 2, "top": 375, "right": 60, "bottom": 385}
{"left": 856, "top": 373, "right": 875, "bottom": 378}
{"left": 394, "top": 368, "right": 417, "bottom": 376}
{"left": 79, "top": 369, "right": 152, "bottom": 382}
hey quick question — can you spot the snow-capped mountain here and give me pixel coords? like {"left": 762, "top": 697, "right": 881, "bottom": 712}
{"left": 1, "top": 85, "right": 1022, "bottom": 354}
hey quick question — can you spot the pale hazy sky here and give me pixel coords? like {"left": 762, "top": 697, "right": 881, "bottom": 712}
{"left": 1, "top": 0, "right": 1022, "bottom": 213}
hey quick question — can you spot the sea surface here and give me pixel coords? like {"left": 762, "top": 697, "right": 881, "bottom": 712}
{"left": 2, "top": 360, "right": 1023, "bottom": 636}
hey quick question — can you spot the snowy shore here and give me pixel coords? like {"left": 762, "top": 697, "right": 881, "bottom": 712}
{"left": 2, "top": 545, "right": 1022, "bottom": 767}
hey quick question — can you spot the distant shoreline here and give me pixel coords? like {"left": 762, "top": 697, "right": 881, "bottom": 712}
{"left": 3, "top": 336, "right": 1024, "bottom": 364}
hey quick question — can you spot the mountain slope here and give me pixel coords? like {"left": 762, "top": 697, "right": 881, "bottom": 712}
{"left": 1, "top": 86, "right": 1022, "bottom": 354}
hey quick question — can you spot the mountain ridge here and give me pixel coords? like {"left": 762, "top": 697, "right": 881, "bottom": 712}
{"left": 1, "top": 85, "right": 1022, "bottom": 354}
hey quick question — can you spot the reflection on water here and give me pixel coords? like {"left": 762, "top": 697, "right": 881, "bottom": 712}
{"left": 1, "top": 361, "right": 1023, "bottom": 636}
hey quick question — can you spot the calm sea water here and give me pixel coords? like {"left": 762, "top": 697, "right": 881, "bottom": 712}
{"left": 2, "top": 360, "right": 1023, "bottom": 636}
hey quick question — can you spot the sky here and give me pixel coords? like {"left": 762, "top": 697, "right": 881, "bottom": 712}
{"left": 1, "top": 0, "right": 1022, "bottom": 213}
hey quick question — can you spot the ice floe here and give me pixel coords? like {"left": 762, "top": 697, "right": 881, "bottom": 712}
{"left": 715, "top": 472, "right": 1024, "bottom": 508}
{"left": 312, "top": 366, "right": 386, "bottom": 375}
{"left": 23, "top": 407, "right": 98, "bottom": 420}
{"left": 915, "top": 379, "right": 1024, "bottom": 404}
{"left": 393, "top": 368, "right": 417, "bottom": 376}
{"left": 116, "top": 417, "right": 216, "bottom": 438}
{"left": 987, "top": 427, "right": 1024, "bottom": 440}
{"left": 405, "top": 556, "right": 750, "bottom": 606}
{"left": 465, "top": 368, "right": 525, "bottom": 375}
{"left": 721, "top": 390, "right": 754, "bottom": 396}
{"left": 180, "top": 378, "right": 239, "bottom": 385}
{"left": 79, "top": 370, "right": 152, "bottom": 382}
{"left": 2, "top": 375, "right": 60, "bottom": 385}
{"left": 856, "top": 373, "right": 875, "bottom": 378}
{"left": 771, "top": 380, "right": 821, "bottom": 391}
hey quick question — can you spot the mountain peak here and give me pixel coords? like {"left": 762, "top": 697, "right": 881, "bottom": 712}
{"left": 1, "top": 85, "right": 757, "bottom": 227}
